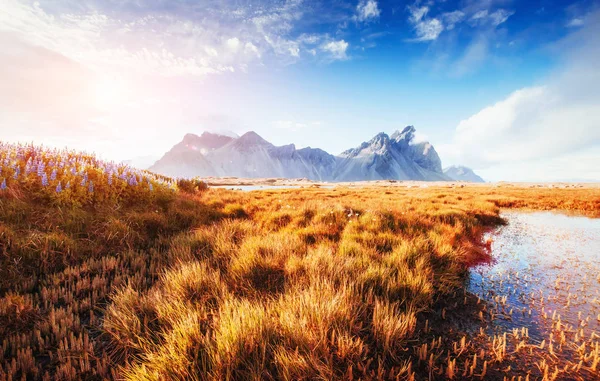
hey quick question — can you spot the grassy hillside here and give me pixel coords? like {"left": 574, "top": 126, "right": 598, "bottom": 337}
{"left": 1, "top": 142, "right": 599, "bottom": 380}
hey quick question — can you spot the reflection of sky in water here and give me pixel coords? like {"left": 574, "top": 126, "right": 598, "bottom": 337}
{"left": 468, "top": 212, "right": 600, "bottom": 352}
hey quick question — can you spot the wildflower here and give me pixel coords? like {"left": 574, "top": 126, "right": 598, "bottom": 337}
{"left": 65, "top": 181, "right": 71, "bottom": 189}
{"left": 56, "top": 182, "right": 62, "bottom": 193}
{"left": 0, "top": 179, "right": 6, "bottom": 190}
{"left": 88, "top": 181, "right": 94, "bottom": 193}
{"left": 37, "top": 161, "right": 45, "bottom": 177}
{"left": 25, "top": 158, "right": 32, "bottom": 174}
{"left": 41, "top": 173, "right": 49, "bottom": 186}
{"left": 81, "top": 177, "right": 86, "bottom": 186}
{"left": 50, "top": 169, "right": 57, "bottom": 181}
{"left": 148, "top": 182, "right": 153, "bottom": 191}
{"left": 107, "top": 173, "right": 113, "bottom": 185}
{"left": 13, "top": 167, "right": 20, "bottom": 179}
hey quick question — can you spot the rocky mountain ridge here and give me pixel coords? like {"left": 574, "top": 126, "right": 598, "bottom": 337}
{"left": 149, "top": 126, "right": 483, "bottom": 182}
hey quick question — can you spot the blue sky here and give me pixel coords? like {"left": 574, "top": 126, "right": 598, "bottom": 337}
{"left": 0, "top": 0, "right": 599, "bottom": 181}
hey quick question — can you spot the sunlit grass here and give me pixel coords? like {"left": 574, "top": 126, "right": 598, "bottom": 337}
{"left": 1, "top": 141, "right": 599, "bottom": 380}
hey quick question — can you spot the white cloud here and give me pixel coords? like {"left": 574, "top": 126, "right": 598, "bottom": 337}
{"left": 226, "top": 37, "right": 240, "bottom": 52}
{"left": 244, "top": 42, "right": 260, "bottom": 57}
{"left": 567, "top": 18, "right": 584, "bottom": 27}
{"left": 442, "top": 11, "right": 465, "bottom": 30}
{"left": 408, "top": 6, "right": 429, "bottom": 23}
{"left": 0, "top": 0, "right": 349, "bottom": 77}
{"left": 488, "top": 9, "right": 514, "bottom": 26}
{"left": 414, "top": 18, "right": 444, "bottom": 41}
{"left": 445, "top": 11, "right": 600, "bottom": 181}
{"left": 320, "top": 40, "right": 349, "bottom": 60}
{"left": 407, "top": 6, "right": 443, "bottom": 42}
{"left": 356, "top": 0, "right": 381, "bottom": 23}
{"left": 470, "top": 9, "right": 514, "bottom": 27}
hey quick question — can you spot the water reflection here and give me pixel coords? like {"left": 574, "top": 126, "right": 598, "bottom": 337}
{"left": 468, "top": 211, "right": 600, "bottom": 367}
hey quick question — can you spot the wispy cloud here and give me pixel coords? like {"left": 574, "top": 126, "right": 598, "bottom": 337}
{"left": 355, "top": 0, "right": 381, "bottom": 23}
{"left": 441, "top": 11, "right": 466, "bottom": 30}
{"left": 566, "top": 17, "right": 584, "bottom": 27}
{"left": 0, "top": 0, "right": 356, "bottom": 77}
{"left": 320, "top": 39, "right": 349, "bottom": 60}
{"left": 407, "top": 6, "right": 444, "bottom": 42}
{"left": 406, "top": 1, "right": 514, "bottom": 43}
{"left": 469, "top": 9, "right": 514, "bottom": 27}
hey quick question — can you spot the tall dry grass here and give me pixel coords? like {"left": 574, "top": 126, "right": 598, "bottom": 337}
{"left": 2, "top": 142, "right": 600, "bottom": 380}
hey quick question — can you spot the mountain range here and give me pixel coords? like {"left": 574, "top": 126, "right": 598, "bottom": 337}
{"left": 443, "top": 165, "right": 485, "bottom": 183}
{"left": 149, "top": 126, "right": 484, "bottom": 182}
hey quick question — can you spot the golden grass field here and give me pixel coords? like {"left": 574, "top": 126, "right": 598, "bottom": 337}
{"left": 1, "top": 144, "right": 600, "bottom": 380}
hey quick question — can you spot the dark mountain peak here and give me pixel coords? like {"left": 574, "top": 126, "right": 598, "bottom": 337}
{"left": 370, "top": 132, "right": 390, "bottom": 142}
{"left": 391, "top": 125, "right": 416, "bottom": 143}
{"left": 340, "top": 132, "right": 391, "bottom": 158}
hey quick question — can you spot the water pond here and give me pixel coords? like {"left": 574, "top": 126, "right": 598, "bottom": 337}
{"left": 467, "top": 211, "right": 600, "bottom": 376}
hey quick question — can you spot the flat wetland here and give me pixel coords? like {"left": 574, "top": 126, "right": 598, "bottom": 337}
{"left": 1, "top": 149, "right": 600, "bottom": 381}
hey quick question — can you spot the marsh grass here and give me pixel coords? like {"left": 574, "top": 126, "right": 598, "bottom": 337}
{"left": 1, "top": 142, "right": 599, "bottom": 380}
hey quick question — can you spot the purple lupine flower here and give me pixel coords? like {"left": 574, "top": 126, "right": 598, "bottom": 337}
{"left": 13, "top": 167, "right": 20, "bottom": 179}
{"left": 37, "top": 161, "right": 45, "bottom": 177}
{"left": 41, "top": 173, "right": 49, "bottom": 186}
{"left": 107, "top": 173, "right": 113, "bottom": 185}
{"left": 71, "top": 167, "right": 77, "bottom": 175}
{"left": 50, "top": 169, "right": 57, "bottom": 181}
{"left": 56, "top": 181, "right": 62, "bottom": 193}
{"left": 80, "top": 177, "right": 86, "bottom": 187}
{"left": 25, "top": 158, "right": 32, "bottom": 175}
{"left": 128, "top": 175, "right": 138, "bottom": 186}
{"left": 0, "top": 179, "right": 6, "bottom": 190}
{"left": 148, "top": 182, "right": 153, "bottom": 191}
{"left": 88, "top": 181, "right": 94, "bottom": 193}
{"left": 65, "top": 181, "right": 71, "bottom": 189}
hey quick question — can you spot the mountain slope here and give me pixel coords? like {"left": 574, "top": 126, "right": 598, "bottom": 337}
{"left": 149, "top": 132, "right": 238, "bottom": 177}
{"left": 150, "top": 127, "right": 451, "bottom": 181}
{"left": 335, "top": 126, "right": 449, "bottom": 181}
{"left": 444, "top": 166, "right": 485, "bottom": 183}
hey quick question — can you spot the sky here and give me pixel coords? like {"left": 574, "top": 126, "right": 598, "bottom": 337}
{"left": 0, "top": 0, "right": 599, "bottom": 182}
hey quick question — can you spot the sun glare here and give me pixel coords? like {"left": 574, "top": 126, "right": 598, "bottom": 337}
{"left": 93, "top": 77, "right": 129, "bottom": 109}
